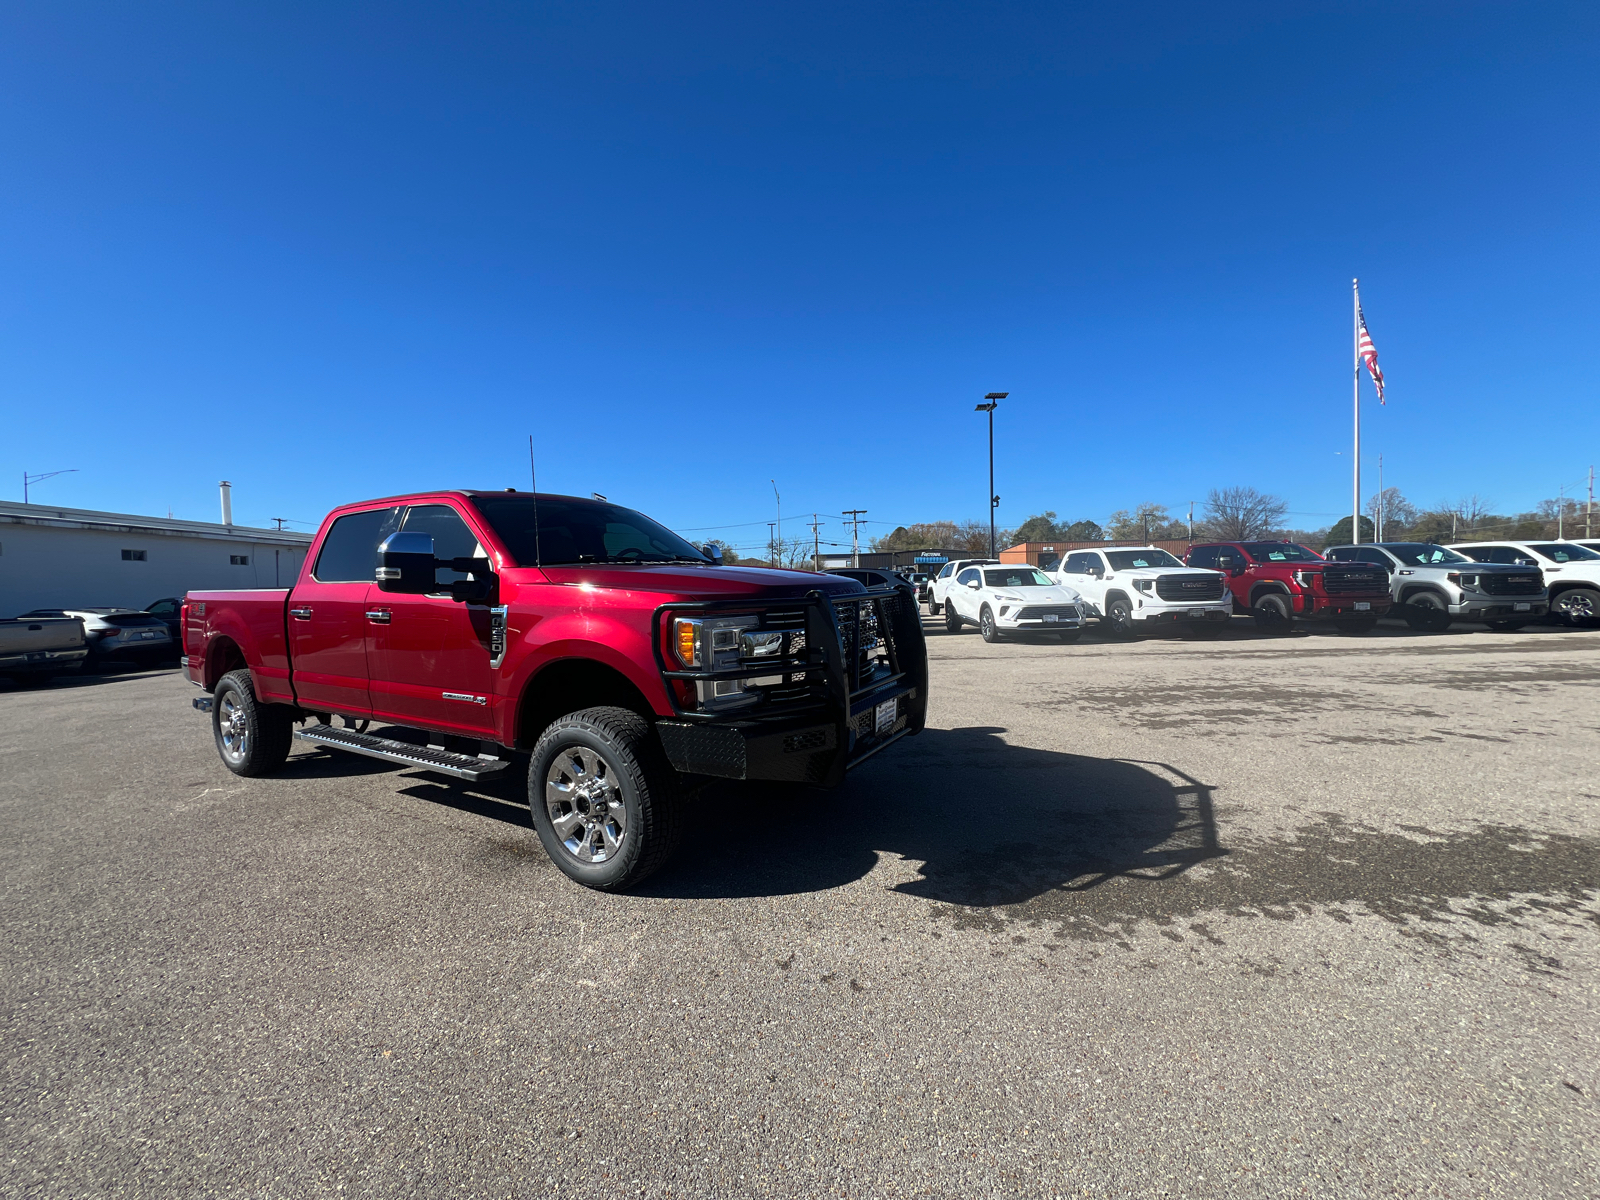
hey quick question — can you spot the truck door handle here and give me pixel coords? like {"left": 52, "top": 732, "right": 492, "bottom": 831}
{"left": 289, "top": 607, "right": 313, "bottom": 620}
{"left": 365, "top": 609, "right": 391, "bottom": 624}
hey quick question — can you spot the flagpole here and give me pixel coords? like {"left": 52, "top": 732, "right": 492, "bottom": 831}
{"left": 1352, "top": 278, "right": 1361, "bottom": 544}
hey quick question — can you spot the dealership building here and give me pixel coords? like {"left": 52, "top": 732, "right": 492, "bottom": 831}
{"left": 0, "top": 500, "right": 313, "bottom": 616}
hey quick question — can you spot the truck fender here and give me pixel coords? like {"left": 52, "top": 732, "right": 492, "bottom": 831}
{"left": 499, "top": 613, "right": 673, "bottom": 745}
{"left": 1102, "top": 588, "right": 1132, "bottom": 614}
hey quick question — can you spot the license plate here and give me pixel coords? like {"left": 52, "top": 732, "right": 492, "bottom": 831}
{"left": 1354, "top": 602, "right": 1370, "bottom": 611}
{"left": 141, "top": 630, "right": 163, "bottom": 639}
{"left": 1189, "top": 609, "right": 1207, "bottom": 618}
{"left": 875, "top": 699, "right": 897, "bottom": 735}
{"left": 1043, "top": 614, "right": 1059, "bottom": 623}
{"left": 1514, "top": 603, "right": 1530, "bottom": 611}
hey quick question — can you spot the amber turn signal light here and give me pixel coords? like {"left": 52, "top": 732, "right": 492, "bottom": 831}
{"left": 672, "top": 618, "right": 701, "bottom": 668}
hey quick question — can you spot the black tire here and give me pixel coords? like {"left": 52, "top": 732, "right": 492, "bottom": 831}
{"left": 1552, "top": 587, "right": 1600, "bottom": 627}
{"left": 1336, "top": 618, "right": 1378, "bottom": 635}
{"left": 1403, "top": 592, "right": 1451, "bottom": 632}
{"left": 927, "top": 599, "right": 941, "bottom": 616}
{"left": 212, "top": 669, "right": 294, "bottom": 777}
{"left": 944, "top": 606, "right": 963, "bottom": 633}
{"left": 528, "top": 707, "right": 683, "bottom": 891}
{"left": 1253, "top": 592, "right": 1293, "bottom": 632}
{"left": 979, "top": 605, "right": 1003, "bottom": 643}
{"left": 1105, "top": 596, "right": 1136, "bottom": 639}
{"left": 1185, "top": 621, "right": 1226, "bottom": 639}
{"left": 1484, "top": 619, "right": 1530, "bottom": 632}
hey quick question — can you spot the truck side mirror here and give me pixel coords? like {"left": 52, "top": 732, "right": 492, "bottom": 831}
{"left": 702, "top": 544, "right": 723, "bottom": 565}
{"left": 376, "top": 532, "right": 438, "bottom": 594}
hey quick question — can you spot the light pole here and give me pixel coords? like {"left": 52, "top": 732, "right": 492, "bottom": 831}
{"left": 975, "top": 393, "right": 1006, "bottom": 557}
{"left": 23, "top": 468, "right": 78, "bottom": 504}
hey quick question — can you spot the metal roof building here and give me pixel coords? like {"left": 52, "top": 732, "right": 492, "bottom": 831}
{"left": 0, "top": 501, "right": 313, "bottom": 617}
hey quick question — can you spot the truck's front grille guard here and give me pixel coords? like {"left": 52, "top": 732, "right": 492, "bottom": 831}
{"left": 652, "top": 587, "right": 921, "bottom": 721}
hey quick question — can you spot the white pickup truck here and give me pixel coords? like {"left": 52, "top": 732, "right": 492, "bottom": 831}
{"left": 0, "top": 615, "right": 88, "bottom": 686}
{"left": 1052, "top": 546, "right": 1232, "bottom": 637}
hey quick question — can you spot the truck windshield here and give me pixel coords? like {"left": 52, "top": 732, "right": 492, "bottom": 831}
{"left": 983, "top": 569, "right": 1053, "bottom": 587}
{"left": 1527, "top": 543, "right": 1600, "bottom": 563}
{"left": 1382, "top": 543, "right": 1470, "bottom": 565}
{"left": 1105, "top": 550, "right": 1183, "bottom": 570}
{"left": 1243, "top": 543, "right": 1322, "bottom": 563}
{"left": 470, "top": 495, "right": 710, "bottom": 566}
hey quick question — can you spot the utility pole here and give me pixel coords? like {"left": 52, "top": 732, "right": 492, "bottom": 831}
{"left": 772, "top": 480, "right": 781, "bottom": 562}
{"left": 809, "top": 513, "right": 822, "bottom": 570}
{"left": 842, "top": 509, "right": 867, "bottom": 568}
{"left": 767, "top": 522, "right": 777, "bottom": 568}
{"left": 1557, "top": 485, "right": 1564, "bottom": 540}
{"left": 272, "top": 518, "right": 288, "bottom": 531}
{"left": 1187, "top": 501, "right": 1195, "bottom": 543}
{"left": 976, "top": 393, "right": 1006, "bottom": 558}
{"left": 1588, "top": 466, "right": 1594, "bottom": 539}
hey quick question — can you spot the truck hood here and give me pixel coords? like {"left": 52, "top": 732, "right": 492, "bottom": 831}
{"left": 532, "top": 563, "right": 868, "bottom": 600}
{"left": 1114, "top": 566, "right": 1225, "bottom": 580}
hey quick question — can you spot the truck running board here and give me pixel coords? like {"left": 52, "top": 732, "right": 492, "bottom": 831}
{"left": 294, "top": 723, "right": 512, "bottom": 781}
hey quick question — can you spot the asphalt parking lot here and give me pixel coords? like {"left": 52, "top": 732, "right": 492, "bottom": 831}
{"left": 4, "top": 617, "right": 1598, "bottom": 1199}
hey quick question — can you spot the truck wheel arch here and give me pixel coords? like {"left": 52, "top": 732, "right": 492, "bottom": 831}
{"left": 1248, "top": 582, "right": 1291, "bottom": 607}
{"left": 205, "top": 637, "right": 247, "bottom": 691}
{"left": 1399, "top": 584, "right": 1447, "bottom": 606}
{"left": 516, "top": 657, "right": 655, "bottom": 750}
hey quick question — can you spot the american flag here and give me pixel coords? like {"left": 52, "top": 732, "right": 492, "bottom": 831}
{"left": 1357, "top": 303, "right": 1385, "bottom": 405}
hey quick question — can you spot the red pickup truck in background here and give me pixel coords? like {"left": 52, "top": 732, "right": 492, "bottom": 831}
{"left": 183, "top": 490, "right": 926, "bottom": 890}
{"left": 1185, "top": 540, "right": 1393, "bottom": 632}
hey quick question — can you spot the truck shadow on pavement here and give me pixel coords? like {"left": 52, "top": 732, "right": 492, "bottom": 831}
{"left": 641, "top": 726, "right": 1227, "bottom": 905}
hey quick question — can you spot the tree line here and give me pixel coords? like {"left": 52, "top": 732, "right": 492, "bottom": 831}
{"left": 869, "top": 487, "right": 1596, "bottom": 556}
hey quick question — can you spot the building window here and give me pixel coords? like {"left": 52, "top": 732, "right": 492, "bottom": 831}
{"left": 230, "top": 554, "right": 249, "bottom": 565}
{"left": 121, "top": 549, "right": 147, "bottom": 561}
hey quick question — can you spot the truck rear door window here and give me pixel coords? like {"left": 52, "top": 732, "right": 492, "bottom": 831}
{"left": 313, "top": 507, "right": 402, "bottom": 582}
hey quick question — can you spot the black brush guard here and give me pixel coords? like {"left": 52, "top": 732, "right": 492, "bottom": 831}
{"left": 651, "top": 584, "right": 928, "bottom": 787}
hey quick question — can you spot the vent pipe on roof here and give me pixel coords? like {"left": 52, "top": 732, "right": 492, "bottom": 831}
{"left": 219, "top": 481, "right": 233, "bottom": 526}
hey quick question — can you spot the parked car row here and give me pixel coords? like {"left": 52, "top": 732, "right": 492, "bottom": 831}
{"left": 1, "top": 598, "right": 183, "bottom": 684}
{"left": 920, "top": 538, "right": 1593, "bottom": 641}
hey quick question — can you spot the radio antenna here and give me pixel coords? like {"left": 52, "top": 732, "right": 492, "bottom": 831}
{"left": 528, "top": 434, "right": 542, "bottom": 567}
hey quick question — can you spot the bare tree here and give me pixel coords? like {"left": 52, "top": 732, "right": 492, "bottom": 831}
{"left": 1204, "top": 487, "right": 1288, "bottom": 540}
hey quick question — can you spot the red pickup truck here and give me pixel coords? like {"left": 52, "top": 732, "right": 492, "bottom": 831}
{"left": 183, "top": 490, "right": 927, "bottom": 889}
{"left": 1185, "top": 540, "right": 1393, "bottom": 632}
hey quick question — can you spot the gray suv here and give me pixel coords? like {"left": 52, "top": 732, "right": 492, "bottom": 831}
{"left": 1323, "top": 542, "right": 1547, "bottom": 631}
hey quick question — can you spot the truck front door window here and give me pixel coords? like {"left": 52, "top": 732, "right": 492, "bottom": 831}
{"left": 368, "top": 504, "right": 497, "bottom": 737}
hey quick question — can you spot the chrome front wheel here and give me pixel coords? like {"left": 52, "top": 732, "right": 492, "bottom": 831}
{"left": 527, "top": 707, "right": 683, "bottom": 891}
{"left": 545, "top": 745, "right": 627, "bottom": 864}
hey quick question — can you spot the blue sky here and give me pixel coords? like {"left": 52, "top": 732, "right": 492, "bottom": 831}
{"left": 3, "top": 2, "right": 1596, "bottom": 555}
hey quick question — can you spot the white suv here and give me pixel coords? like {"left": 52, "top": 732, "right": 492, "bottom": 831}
{"left": 1447, "top": 541, "right": 1600, "bottom": 626}
{"left": 943, "top": 564, "right": 1085, "bottom": 642}
{"left": 1052, "top": 546, "right": 1232, "bottom": 638}
{"left": 926, "top": 559, "right": 999, "bottom": 616}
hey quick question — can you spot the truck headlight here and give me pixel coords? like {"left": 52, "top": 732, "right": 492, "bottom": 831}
{"left": 672, "top": 618, "right": 702, "bottom": 667}
{"left": 1133, "top": 579, "right": 1153, "bottom": 593}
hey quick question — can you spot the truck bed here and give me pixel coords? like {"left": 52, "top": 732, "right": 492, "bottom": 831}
{"left": 184, "top": 590, "right": 294, "bottom": 701}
